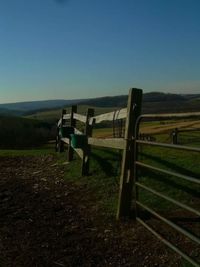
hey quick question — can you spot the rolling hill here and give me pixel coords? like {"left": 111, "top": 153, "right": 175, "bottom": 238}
{"left": 0, "top": 99, "right": 84, "bottom": 115}
{"left": 1, "top": 92, "right": 200, "bottom": 120}
{"left": 26, "top": 92, "right": 200, "bottom": 122}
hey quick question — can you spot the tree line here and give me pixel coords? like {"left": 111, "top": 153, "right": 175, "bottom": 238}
{"left": 0, "top": 116, "right": 56, "bottom": 149}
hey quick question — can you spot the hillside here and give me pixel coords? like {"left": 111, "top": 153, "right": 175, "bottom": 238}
{"left": 26, "top": 92, "right": 200, "bottom": 122}
{"left": 1, "top": 92, "right": 200, "bottom": 120}
{"left": 0, "top": 99, "right": 83, "bottom": 114}
{"left": 0, "top": 115, "right": 54, "bottom": 149}
{"left": 0, "top": 107, "right": 24, "bottom": 116}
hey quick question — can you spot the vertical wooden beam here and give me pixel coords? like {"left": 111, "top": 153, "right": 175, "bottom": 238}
{"left": 61, "top": 109, "right": 67, "bottom": 125}
{"left": 59, "top": 109, "right": 66, "bottom": 153}
{"left": 117, "top": 88, "right": 143, "bottom": 219}
{"left": 172, "top": 128, "right": 178, "bottom": 144}
{"left": 67, "top": 105, "right": 77, "bottom": 161}
{"left": 81, "top": 108, "right": 94, "bottom": 176}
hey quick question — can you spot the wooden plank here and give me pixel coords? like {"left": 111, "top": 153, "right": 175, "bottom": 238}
{"left": 61, "top": 109, "right": 67, "bottom": 125}
{"left": 63, "top": 113, "right": 71, "bottom": 120}
{"left": 57, "top": 118, "right": 62, "bottom": 127}
{"left": 61, "top": 137, "right": 70, "bottom": 144}
{"left": 73, "top": 113, "right": 87, "bottom": 123}
{"left": 117, "top": 88, "right": 143, "bottom": 219}
{"left": 74, "top": 148, "right": 84, "bottom": 159}
{"left": 89, "top": 108, "right": 127, "bottom": 125}
{"left": 67, "top": 105, "right": 77, "bottom": 161}
{"left": 88, "top": 137, "right": 125, "bottom": 150}
{"left": 61, "top": 137, "right": 83, "bottom": 158}
{"left": 74, "top": 128, "right": 84, "bottom": 135}
{"left": 58, "top": 109, "right": 67, "bottom": 152}
{"left": 81, "top": 108, "right": 94, "bottom": 176}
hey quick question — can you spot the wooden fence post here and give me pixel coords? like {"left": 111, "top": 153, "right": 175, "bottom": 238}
{"left": 172, "top": 128, "right": 178, "bottom": 144}
{"left": 59, "top": 109, "right": 66, "bottom": 153}
{"left": 117, "top": 88, "right": 143, "bottom": 219}
{"left": 67, "top": 105, "right": 77, "bottom": 162}
{"left": 81, "top": 108, "right": 94, "bottom": 176}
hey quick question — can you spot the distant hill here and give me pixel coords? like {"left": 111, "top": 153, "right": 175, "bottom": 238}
{"left": 79, "top": 92, "right": 188, "bottom": 107}
{"left": 0, "top": 99, "right": 83, "bottom": 114}
{"left": 0, "top": 92, "right": 200, "bottom": 118}
{"left": 0, "top": 107, "right": 24, "bottom": 116}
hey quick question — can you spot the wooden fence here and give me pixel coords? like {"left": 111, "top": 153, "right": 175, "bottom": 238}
{"left": 56, "top": 88, "right": 200, "bottom": 266}
{"left": 56, "top": 88, "right": 142, "bottom": 217}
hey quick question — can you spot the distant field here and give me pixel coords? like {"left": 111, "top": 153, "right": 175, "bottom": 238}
{"left": 93, "top": 119, "right": 200, "bottom": 138}
{"left": 141, "top": 119, "right": 200, "bottom": 134}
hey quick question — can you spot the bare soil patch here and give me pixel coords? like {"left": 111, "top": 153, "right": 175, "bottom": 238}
{"left": 0, "top": 155, "right": 183, "bottom": 267}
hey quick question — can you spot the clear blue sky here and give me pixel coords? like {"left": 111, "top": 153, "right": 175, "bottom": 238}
{"left": 0, "top": 0, "right": 200, "bottom": 103}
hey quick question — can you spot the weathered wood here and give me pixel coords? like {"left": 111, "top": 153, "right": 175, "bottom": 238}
{"left": 74, "top": 128, "right": 84, "bottom": 135}
{"left": 73, "top": 113, "right": 87, "bottom": 123}
{"left": 58, "top": 109, "right": 66, "bottom": 153}
{"left": 67, "top": 105, "right": 77, "bottom": 162}
{"left": 172, "top": 128, "right": 178, "bottom": 144}
{"left": 63, "top": 113, "right": 71, "bottom": 120}
{"left": 89, "top": 108, "right": 127, "bottom": 125}
{"left": 61, "top": 109, "right": 67, "bottom": 125}
{"left": 57, "top": 118, "right": 62, "bottom": 127}
{"left": 61, "top": 137, "right": 70, "bottom": 144}
{"left": 74, "top": 148, "right": 84, "bottom": 159}
{"left": 117, "top": 88, "right": 143, "bottom": 219}
{"left": 88, "top": 137, "right": 125, "bottom": 150}
{"left": 81, "top": 108, "right": 94, "bottom": 176}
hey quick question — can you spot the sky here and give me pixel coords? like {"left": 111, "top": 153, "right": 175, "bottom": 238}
{"left": 0, "top": 0, "right": 200, "bottom": 103}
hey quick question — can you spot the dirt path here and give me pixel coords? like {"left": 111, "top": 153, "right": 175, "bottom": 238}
{"left": 0, "top": 155, "right": 181, "bottom": 267}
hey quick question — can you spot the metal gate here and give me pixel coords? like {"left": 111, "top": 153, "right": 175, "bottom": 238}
{"left": 134, "top": 113, "right": 200, "bottom": 267}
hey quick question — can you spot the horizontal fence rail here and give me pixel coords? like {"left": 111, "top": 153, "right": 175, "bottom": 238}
{"left": 89, "top": 108, "right": 127, "bottom": 125}
{"left": 136, "top": 201, "right": 200, "bottom": 245}
{"left": 136, "top": 161, "right": 200, "bottom": 184}
{"left": 73, "top": 113, "right": 87, "bottom": 123}
{"left": 136, "top": 139, "right": 200, "bottom": 153}
{"left": 58, "top": 108, "right": 127, "bottom": 127}
{"left": 135, "top": 182, "right": 200, "bottom": 216}
{"left": 88, "top": 137, "right": 125, "bottom": 150}
{"left": 63, "top": 113, "right": 71, "bottom": 120}
{"left": 136, "top": 217, "right": 200, "bottom": 267}
{"left": 135, "top": 112, "right": 200, "bottom": 267}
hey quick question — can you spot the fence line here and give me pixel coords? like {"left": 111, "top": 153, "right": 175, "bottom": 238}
{"left": 56, "top": 88, "right": 200, "bottom": 266}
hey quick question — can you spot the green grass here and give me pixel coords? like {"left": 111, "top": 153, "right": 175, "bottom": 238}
{"left": 138, "top": 145, "right": 200, "bottom": 211}
{"left": 61, "top": 139, "right": 200, "bottom": 219}
{"left": 0, "top": 144, "right": 56, "bottom": 157}
{"left": 63, "top": 148, "right": 121, "bottom": 217}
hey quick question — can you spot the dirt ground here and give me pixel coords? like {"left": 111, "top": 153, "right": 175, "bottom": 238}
{"left": 0, "top": 155, "right": 192, "bottom": 267}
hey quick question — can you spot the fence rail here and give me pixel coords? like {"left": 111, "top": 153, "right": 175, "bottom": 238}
{"left": 56, "top": 88, "right": 200, "bottom": 266}
{"left": 134, "top": 112, "right": 200, "bottom": 267}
